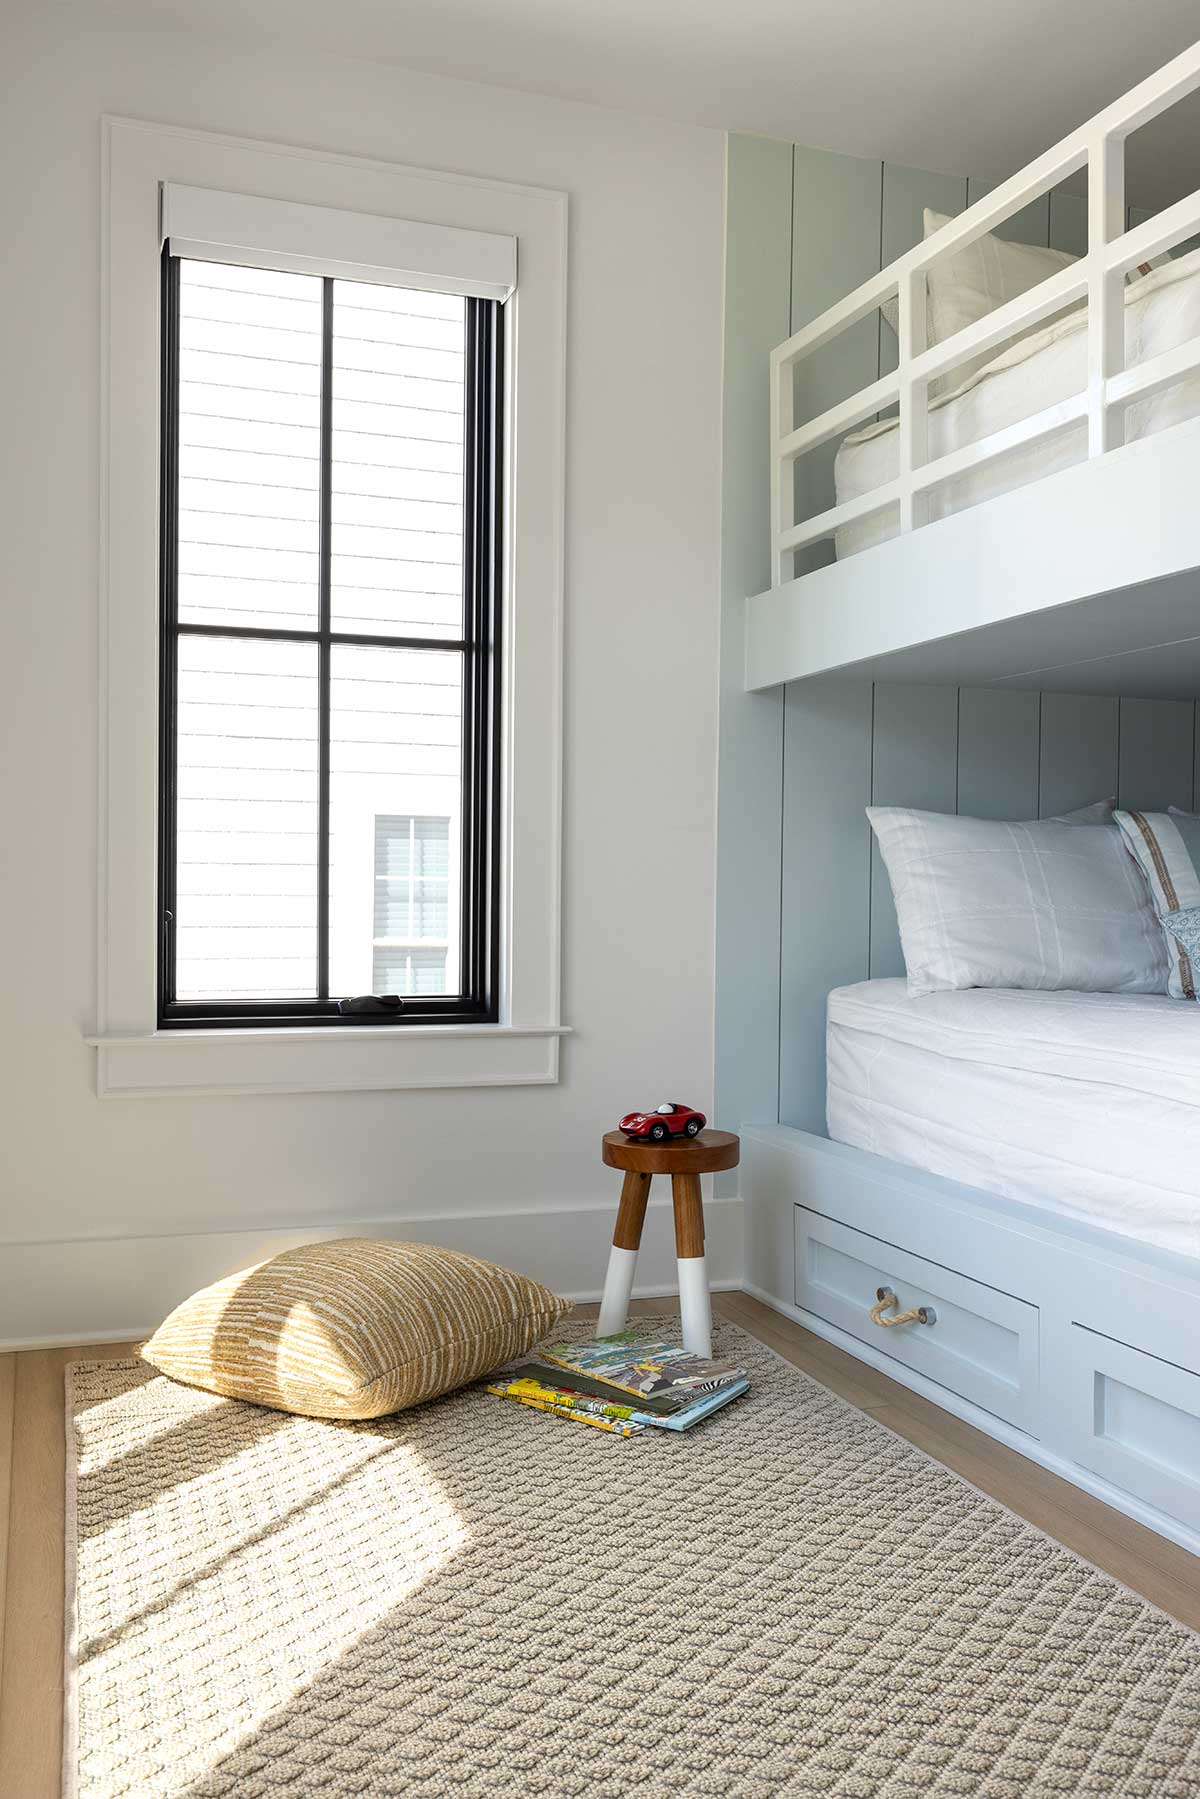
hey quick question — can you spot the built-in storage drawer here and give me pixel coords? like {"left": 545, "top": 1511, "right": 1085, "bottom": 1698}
{"left": 1058, "top": 1324, "right": 1200, "bottom": 1534}
{"left": 794, "top": 1206, "right": 1040, "bottom": 1433}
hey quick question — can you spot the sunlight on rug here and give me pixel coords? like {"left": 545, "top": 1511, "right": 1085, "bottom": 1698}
{"left": 66, "top": 1321, "right": 1200, "bottom": 1799}
{"left": 68, "top": 1365, "right": 469, "bottom": 1799}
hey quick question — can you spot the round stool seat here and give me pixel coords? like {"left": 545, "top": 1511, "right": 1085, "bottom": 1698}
{"left": 601, "top": 1129, "right": 740, "bottom": 1176}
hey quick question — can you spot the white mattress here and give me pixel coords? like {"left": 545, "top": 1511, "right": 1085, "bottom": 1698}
{"left": 833, "top": 247, "right": 1200, "bottom": 559}
{"left": 826, "top": 979, "right": 1200, "bottom": 1260}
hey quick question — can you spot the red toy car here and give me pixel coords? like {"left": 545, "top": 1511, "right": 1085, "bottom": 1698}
{"left": 619, "top": 1102, "right": 706, "bottom": 1143}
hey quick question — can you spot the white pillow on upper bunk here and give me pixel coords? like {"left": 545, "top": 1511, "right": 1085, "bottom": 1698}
{"left": 881, "top": 209, "right": 1172, "bottom": 398}
{"left": 920, "top": 208, "right": 1080, "bottom": 395}
{"left": 868, "top": 802, "right": 1169, "bottom": 999}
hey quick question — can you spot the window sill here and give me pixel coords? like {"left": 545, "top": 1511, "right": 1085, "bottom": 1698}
{"left": 86, "top": 1023, "right": 570, "bottom": 1098}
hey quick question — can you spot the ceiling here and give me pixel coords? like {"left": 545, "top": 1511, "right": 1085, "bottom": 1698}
{"left": 111, "top": 0, "right": 1200, "bottom": 202}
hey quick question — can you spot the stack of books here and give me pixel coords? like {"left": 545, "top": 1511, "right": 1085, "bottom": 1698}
{"left": 486, "top": 1330, "right": 750, "bottom": 1437}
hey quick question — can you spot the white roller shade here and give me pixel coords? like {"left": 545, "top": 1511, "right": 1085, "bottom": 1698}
{"left": 161, "top": 183, "right": 516, "bottom": 301}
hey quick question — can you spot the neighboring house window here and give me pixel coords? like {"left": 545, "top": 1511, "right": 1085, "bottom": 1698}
{"left": 158, "top": 255, "right": 501, "bottom": 1027}
{"left": 372, "top": 814, "right": 451, "bottom": 996}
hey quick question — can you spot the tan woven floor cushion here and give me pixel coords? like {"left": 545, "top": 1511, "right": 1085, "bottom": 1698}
{"left": 141, "top": 1237, "right": 571, "bottom": 1420}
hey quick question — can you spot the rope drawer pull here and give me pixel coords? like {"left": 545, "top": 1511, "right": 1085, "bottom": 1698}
{"left": 871, "top": 1286, "right": 937, "bottom": 1329}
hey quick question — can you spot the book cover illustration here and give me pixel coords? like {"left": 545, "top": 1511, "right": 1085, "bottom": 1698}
{"left": 538, "top": 1335, "right": 747, "bottom": 1411}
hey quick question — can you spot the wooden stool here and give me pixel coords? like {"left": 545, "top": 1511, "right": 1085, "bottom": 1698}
{"left": 597, "top": 1129, "right": 740, "bottom": 1357}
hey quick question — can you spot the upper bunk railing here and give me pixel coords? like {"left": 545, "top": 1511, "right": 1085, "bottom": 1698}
{"left": 769, "top": 39, "right": 1200, "bottom": 588}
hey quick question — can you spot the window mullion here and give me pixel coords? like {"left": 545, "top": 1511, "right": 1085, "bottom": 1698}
{"left": 316, "top": 277, "right": 333, "bottom": 1002}
{"left": 158, "top": 249, "right": 181, "bottom": 1014}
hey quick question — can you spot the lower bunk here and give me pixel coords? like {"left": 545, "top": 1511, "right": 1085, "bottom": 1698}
{"left": 742, "top": 1124, "right": 1200, "bottom": 1557}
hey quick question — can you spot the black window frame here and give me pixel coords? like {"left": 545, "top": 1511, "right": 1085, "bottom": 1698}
{"left": 157, "top": 250, "right": 503, "bottom": 1029}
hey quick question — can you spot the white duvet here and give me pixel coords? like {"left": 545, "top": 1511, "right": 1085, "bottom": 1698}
{"left": 826, "top": 979, "right": 1200, "bottom": 1261}
{"left": 833, "top": 247, "right": 1200, "bottom": 559}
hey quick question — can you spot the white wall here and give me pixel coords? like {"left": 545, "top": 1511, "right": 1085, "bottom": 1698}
{"left": 0, "top": 3, "right": 730, "bottom": 1343}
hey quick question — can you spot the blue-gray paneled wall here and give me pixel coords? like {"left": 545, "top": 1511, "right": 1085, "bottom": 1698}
{"left": 777, "top": 688, "right": 1200, "bottom": 1134}
{"left": 715, "top": 131, "right": 1200, "bottom": 1148}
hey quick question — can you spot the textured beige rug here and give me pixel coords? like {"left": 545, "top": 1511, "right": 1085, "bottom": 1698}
{"left": 66, "top": 1320, "right": 1200, "bottom": 1799}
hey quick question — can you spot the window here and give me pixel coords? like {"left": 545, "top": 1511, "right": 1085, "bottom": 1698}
{"left": 98, "top": 124, "right": 564, "bottom": 1095}
{"left": 158, "top": 254, "right": 502, "bottom": 1027}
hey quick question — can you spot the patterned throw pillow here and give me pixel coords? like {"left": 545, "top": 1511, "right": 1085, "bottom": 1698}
{"left": 1115, "top": 810, "right": 1200, "bottom": 1000}
{"left": 1163, "top": 907, "right": 1200, "bottom": 973}
{"left": 141, "top": 1238, "right": 572, "bottom": 1419}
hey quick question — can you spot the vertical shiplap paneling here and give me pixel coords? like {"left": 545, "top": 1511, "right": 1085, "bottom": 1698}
{"left": 790, "top": 146, "right": 883, "bottom": 575}
{"left": 714, "top": 134, "right": 794, "bottom": 1148}
{"left": 966, "top": 177, "right": 1050, "bottom": 247}
{"left": 779, "top": 683, "right": 873, "bottom": 1132}
{"left": 1038, "top": 692, "right": 1120, "bottom": 814}
{"left": 878, "top": 165, "right": 968, "bottom": 379}
{"left": 869, "top": 684, "right": 960, "bottom": 976}
{"left": 956, "top": 689, "right": 1041, "bottom": 818}
{"left": 1119, "top": 698, "right": 1197, "bottom": 810}
{"left": 1048, "top": 188, "right": 1089, "bottom": 255}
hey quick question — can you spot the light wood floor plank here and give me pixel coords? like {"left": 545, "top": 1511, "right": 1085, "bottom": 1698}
{"left": 0, "top": 1348, "right": 69, "bottom": 1799}
{"left": 0, "top": 1342, "right": 140, "bottom": 1799}
{"left": 0, "top": 1354, "right": 14, "bottom": 1724}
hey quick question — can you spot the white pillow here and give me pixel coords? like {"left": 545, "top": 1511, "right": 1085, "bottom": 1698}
{"left": 879, "top": 214, "right": 1171, "bottom": 382}
{"left": 921, "top": 208, "right": 1080, "bottom": 395}
{"left": 868, "top": 804, "right": 1168, "bottom": 998}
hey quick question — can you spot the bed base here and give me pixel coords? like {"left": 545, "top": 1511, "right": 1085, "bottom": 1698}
{"left": 742, "top": 1124, "right": 1200, "bottom": 1557}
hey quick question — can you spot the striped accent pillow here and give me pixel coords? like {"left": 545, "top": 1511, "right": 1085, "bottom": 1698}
{"left": 141, "top": 1239, "right": 572, "bottom": 1419}
{"left": 1115, "top": 810, "right": 1200, "bottom": 1000}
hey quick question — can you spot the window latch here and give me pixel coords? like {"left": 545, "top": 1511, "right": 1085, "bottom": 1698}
{"left": 337, "top": 995, "right": 405, "bottom": 1017}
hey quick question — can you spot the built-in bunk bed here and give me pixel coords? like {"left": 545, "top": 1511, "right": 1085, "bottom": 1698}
{"left": 731, "top": 42, "right": 1200, "bottom": 1557}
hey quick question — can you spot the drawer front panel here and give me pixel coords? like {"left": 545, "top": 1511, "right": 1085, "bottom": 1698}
{"left": 1059, "top": 1324, "right": 1200, "bottom": 1532}
{"left": 794, "top": 1206, "right": 1040, "bottom": 1432}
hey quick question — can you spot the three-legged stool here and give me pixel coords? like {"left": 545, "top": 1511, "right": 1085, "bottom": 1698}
{"left": 596, "top": 1129, "right": 740, "bottom": 1357}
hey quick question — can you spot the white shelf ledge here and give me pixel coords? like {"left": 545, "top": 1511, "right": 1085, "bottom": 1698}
{"left": 746, "top": 414, "right": 1200, "bottom": 699}
{"left": 87, "top": 1023, "right": 571, "bottom": 1098}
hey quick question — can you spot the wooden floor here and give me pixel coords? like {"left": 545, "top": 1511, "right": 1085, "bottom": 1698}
{"left": 2, "top": 1292, "right": 1198, "bottom": 1798}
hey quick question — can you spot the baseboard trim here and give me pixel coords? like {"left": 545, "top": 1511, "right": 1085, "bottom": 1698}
{"left": 0, "top": 1196, "right": 744, "bottom": 1350}
{"left": 742, "top": 1280, "right": 1200, "bottom": 1561}
{"left": 8, "top": 1281, "right": 746, "bottom": 1354}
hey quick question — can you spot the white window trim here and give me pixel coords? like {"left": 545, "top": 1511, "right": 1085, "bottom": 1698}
{"left": 92, "top": 117, "right": 567, "bottom": 1097}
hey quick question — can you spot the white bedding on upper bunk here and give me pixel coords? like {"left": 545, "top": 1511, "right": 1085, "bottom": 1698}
{"left": 833, "top": 247, "right": 1200, "bottom": 560}
{"left": 826, "top": 978, "right": 1200, "bottom": 1259}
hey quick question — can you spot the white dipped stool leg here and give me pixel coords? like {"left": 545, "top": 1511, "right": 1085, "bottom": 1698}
{"left": 671, "top": 1173, "right": 711, "bottom": 1357}
{"left": 677, "top": 1253, "right": 712, "bottom": 1358}
{"left": 597, "top": 1246, "right": 639, "bottom": 1337}
{"left": 598, "top": 1170, "right": 651, "bottom": 1338}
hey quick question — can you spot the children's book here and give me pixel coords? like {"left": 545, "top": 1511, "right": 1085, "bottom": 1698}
{"left": 487, "top": 1379, "right": 646, "bottom": 1437}
{"left": 496, "top": 1357, "right": 685, "bottom": 1417}
{"left": 491, "top": 1344, "right": 751, "bottom": 1433}
{"left": 538, "top": 1333, "right": 747, "bottom": 1412}
{"left": 490, "top": 1374, "right": 640, "bottom": 1422}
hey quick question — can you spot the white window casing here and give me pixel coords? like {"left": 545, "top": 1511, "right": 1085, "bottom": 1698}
{"left": 93, "top": 118, "right": 567, "bottom": 1097}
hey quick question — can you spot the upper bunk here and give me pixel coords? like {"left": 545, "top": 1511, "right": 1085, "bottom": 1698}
{"left": 745, "top": 41, "right": 1200, "bottom": 701}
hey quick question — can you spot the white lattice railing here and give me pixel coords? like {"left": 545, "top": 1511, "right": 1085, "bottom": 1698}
{"left": 770, "top": 40, "right": 1200, "bottom": 587}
